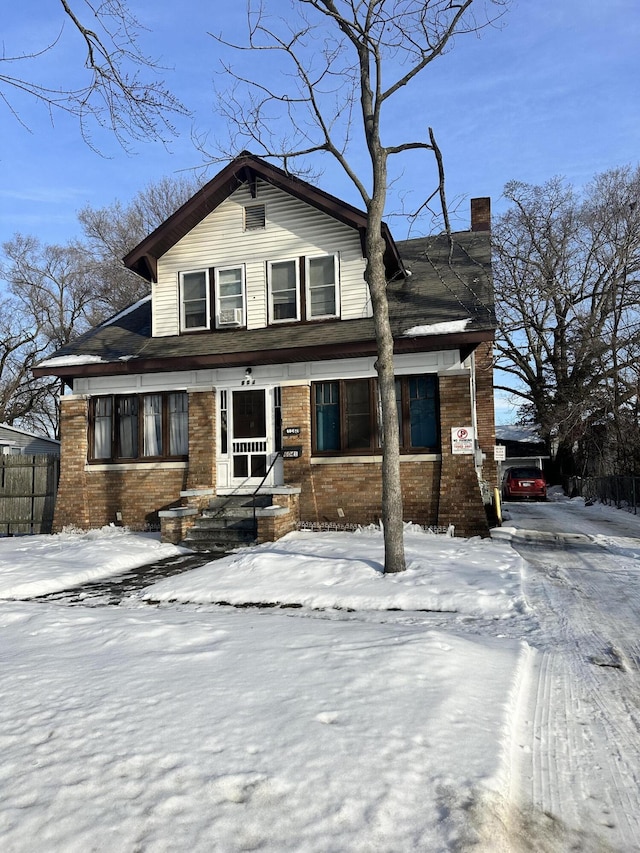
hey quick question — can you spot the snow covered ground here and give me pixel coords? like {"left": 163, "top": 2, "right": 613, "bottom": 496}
{"left": 0, "top": 499, "right": 639, "bottom": 851}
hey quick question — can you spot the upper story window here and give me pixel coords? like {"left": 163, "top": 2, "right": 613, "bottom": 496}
{"left": 215, "top": 266, "right": 245, "bottom": 327}
{"left": 180, "top": 270, "right": 210, "bottom": 331}
{"left": 307, "top": 255, "right": 339, "bottom": 319}
{"left": 244, "top": 204, "right": 266, "bottom": 231}
{"left": 268, "top": 259, "right": 300, "bottom": 323}
{"left": 89, "top": 392, "right": 189, "bottom": 463}
{"left": 312, "top": 375, "right": 439, "bottom": 456}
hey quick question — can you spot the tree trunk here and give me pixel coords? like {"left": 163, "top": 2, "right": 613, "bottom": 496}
{"left": 365, "top": 193, "right": 406, "bottom": 573}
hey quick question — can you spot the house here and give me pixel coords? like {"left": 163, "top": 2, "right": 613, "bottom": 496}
{"left": 495, "top": 424, "right": 549, "bottom": 480}
{"left": 34, "top": 152, "right": 497, "bottom": 545}
{"left": 0, "top": 424, "right": 60, "bottom": 456}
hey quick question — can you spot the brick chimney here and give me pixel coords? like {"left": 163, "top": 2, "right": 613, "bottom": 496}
{"left": 471, "top": 197, "right": 491, "bottom": 232}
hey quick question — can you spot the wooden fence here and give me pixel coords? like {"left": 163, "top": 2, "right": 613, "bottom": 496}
{"left": 0, "top": 455, "right": 59, "bottom": 536}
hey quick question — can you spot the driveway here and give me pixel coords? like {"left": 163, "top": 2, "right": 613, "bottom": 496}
{"left": 492, "top": 499, "right": 640, "bottom": 851}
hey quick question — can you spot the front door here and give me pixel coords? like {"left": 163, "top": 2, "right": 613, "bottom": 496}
{"left": 217, "top": 386, "right": 284, "bottom": 490}
{"left": 231, "top": 388, "right": 268, "bottom": 482}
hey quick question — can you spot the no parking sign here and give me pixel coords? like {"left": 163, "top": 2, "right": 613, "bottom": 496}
{"left": 451, "top": 426, "right": 475, "bottom": 454}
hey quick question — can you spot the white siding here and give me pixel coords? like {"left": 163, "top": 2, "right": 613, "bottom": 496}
{"left": 153, "top": 180, "right": 369, "bottom": 337}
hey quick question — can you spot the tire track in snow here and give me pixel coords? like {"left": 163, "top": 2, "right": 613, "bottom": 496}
{"left": 505, "top": 532, "right": 640, "bottom": 852}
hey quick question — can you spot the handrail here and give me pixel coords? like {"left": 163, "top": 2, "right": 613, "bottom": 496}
{"left": 252, "top": 451, "right": 282, "bottom": 536}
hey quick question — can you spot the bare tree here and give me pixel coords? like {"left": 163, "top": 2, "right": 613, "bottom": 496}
{"left": 0, "top": 174, "right": 202, "bottom": 433}
{"left": 1, "top": 0, "right": 187, "bottom": 149}
{"left": 207, "top": 0, "right": 506, "bottom": 572}
{"left": 78, "top": 173, "right": 202, "bottom": 311}
{"left": 493, "top": 167, "right": 640, "bottom": 480}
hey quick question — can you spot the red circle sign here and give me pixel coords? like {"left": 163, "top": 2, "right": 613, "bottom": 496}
{"left": 456, "top": 428, "right": 468, "bottom": 440}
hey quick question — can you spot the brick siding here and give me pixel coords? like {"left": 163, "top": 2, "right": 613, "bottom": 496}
{"left": 54, "top": 355, "right": 494, "bottom": 539}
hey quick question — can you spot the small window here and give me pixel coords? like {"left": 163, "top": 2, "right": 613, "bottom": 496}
{"left": 268, "top": 259, "right": 299, "bottom": 323}
{"left": 215, "top": 266, "right": 245, "bottom": 327}
{"left": 142, "top": 394, "right": 163, "bottom": 457}
{"left": 168, "top": 393, "right": 189, "bottom": 456}
{"left": 180, "top": 270, "right": 210, "bottom": 331}
{"left": 117, "top": 396, "right": 139, "bottom": 458}
{"left": 93, "top": 397, "right": 112, "bottom": 459}
{"left": 307, "top": 255, "right": 339, "bottom": 318}
{"left": 244, "top": 204, "right": 266, "bottom": 231}
{"left": 315, "top": 383, "right": 339, "bottom": 451}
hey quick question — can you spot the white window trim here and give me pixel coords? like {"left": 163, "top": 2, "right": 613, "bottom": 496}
{"left": 179, "top": 269, "right": 210, "bottom": 332}
{"left": 214, "top": 265, "right": 246, "bottom": 328}
{"left": 268, "top": 258, "right": 301, "bottom": 324}
{"left": 305, "top": 253, "right": 340, "bottom": 320}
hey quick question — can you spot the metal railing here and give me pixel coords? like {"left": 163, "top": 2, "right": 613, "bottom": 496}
{"left": 252, "top": 451, "right": 282, "bottom": 536}
{"left": 571, "top": 475, "right": 640, "bottom": 514}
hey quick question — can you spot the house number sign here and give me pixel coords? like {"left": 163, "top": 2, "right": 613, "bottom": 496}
{"left": 283, "top": 426, "right": 301, "bottom": 436}
{"left": 282, "top": 445, "right": 303, "bottom": 459}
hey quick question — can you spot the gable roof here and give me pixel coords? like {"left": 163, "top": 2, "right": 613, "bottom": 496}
{"left": 34, "top": 230, "right": 495, "bottom": 382}
{"left": 123, "top": 151, "right": 404, "bottom": 282}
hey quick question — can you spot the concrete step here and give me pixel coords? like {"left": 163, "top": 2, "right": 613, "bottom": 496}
{"left": 183, "top": 525, "right": 256, "bottom": 552}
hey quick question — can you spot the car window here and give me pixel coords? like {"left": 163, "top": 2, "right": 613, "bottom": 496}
{"left": 510, "top": 467, "right": 543, "bottom": 478}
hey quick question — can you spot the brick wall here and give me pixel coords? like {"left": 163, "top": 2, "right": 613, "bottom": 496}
{"left": 300, "top": 460, "right": 440, "bottom": 527}
{"left": 186, "top": 390, "right": 216, "bottom": 492}
{"left": 279, "top": 377, "right": 490, "bottom": 534}
{"left": 474, "top": 341, "right": 497, "bottom": 488}
{"left": 53, "top": 396, "right": 90, "bottom": 530}
{"left": 437, "top": 373, "right": 489, "bottom": 536}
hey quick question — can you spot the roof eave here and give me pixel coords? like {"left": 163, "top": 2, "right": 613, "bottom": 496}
{"left": 32, "top": 329, "right": 494, "bottom": 381}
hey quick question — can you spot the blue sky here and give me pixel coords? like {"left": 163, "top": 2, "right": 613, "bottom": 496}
{"left": 2, "top": 0, "right": 638, "bottom": 249}
{"left": 1, "top": 0, "right": 638, "bottom": 424}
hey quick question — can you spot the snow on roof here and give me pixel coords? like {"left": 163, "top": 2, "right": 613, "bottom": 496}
{"left": 495, "top": 424, "right": 543, "bottom": 443}
{"left": 402, "top": 318, "right": 471, "bottom": 336}
{"left": 37, "top": 354, "right": 109, "bottom": 368}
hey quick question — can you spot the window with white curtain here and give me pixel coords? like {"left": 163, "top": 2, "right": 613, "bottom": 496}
{"left": 168, "top": 392, "right": 189, "bottom": 456}
{"left": 143, "top": 395, "right": 163, "bottom": 457}
{"left": 93, "top": 397, "right": 112, "bottom": 459}
{"left": 90, "top": 392, "right": 189, "bottom": 462}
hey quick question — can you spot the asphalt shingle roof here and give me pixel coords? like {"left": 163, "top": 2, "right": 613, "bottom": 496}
{"left": 36, "top": 230, "right": 494, "bottom": 378}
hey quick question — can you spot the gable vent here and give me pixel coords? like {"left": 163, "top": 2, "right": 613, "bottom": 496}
{"left": 244, "top": 204, "right": 266, "bottom": 231}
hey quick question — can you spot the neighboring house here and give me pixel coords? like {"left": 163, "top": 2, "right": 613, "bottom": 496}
{"left": 34, "top": 152, "right": 497, "bottom": 542}
{"left": 495, "top": 424, "right": 549, "bottom": 479}
{"left": 0, "top": 424, "right": 60, "bottom": 456}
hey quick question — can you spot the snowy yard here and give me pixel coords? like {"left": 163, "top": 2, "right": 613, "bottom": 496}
{"left": 1, "top": 500, "right": 639, "bottom": 851}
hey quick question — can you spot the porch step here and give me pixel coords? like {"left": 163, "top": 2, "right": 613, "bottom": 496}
{"left": 182, "top": 494, "right": 273, "bottom": 552}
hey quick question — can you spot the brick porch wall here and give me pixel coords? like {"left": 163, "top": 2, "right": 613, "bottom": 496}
{"left": 280, "top": 385, "right": 440, "bottom": 530}
{"left": 185, "top": 390, "right": 216, "bottom": 493}
{"left": 53, "top": 396, "right": 91, "bottom": 531}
